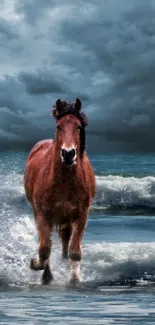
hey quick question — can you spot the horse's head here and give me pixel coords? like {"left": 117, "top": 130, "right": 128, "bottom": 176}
{"left": 56, "top": 114, "right": 81, "bottom": 167}
{"left": 52, "top": 98, "right": 88, "bottom": 167}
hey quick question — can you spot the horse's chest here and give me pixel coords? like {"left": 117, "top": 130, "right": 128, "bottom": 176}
{"left": 50, "top": 179, "right": 85, "bottom": 216}
{"left": 53, "top": 184, "right": 77, "bottom": 212}
{"left": 39, "top": 171, "right": 88, "bottom": 219}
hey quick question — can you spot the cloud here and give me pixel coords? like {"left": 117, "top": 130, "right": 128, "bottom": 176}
{"left": 19, "top": 70, "right": 67, "bottom": 95}
{"left": 1, "top": 0, "right": 155, "bottom": 152}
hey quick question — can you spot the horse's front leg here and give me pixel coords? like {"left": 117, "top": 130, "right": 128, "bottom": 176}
{"left": 68, "top": 214, "right": 87, "bottom": 284}
{"left": 59, "top": 223, "right": 71, "bottom": 259}
{"left": 30, "top": 215, "right": 53, "bottom": 284}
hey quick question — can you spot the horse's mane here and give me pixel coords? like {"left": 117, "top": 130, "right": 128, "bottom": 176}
{"left": 52, "top": 99, "right": 88, "bottom": 156}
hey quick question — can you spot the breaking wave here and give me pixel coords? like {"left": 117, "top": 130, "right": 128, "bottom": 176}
{"left": 0, "top": 213, "right": 155, "bottom": 289}
{"left": 93, "top": 175, "right": 155, "bottom": 214}
{"left": 2, "top": 173, "right": 155, "bottom": 216}
{"left": 1, "top": 170, "right": 155, "bottom": 288}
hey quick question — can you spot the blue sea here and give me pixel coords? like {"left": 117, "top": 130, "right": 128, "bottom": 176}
{"left": 1, "top": 151, "right": 155, "bottom": 324}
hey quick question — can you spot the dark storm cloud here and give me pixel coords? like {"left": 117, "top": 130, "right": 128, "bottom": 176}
{"left": 1, "top": 0, "right": 155, "bottom": 151}
{"left": 0, "top": 76, "right": 57, "bottom": 150}
{"left": 19, "top": 70, "right": 67, "bottom": 95}
{"left": 0, "top": 18, "right": 18, "bottom": 40}
{"left": 15, "top": 0, "right": 55, "bottom": 24}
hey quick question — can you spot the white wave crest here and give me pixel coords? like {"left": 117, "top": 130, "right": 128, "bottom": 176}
{"left": 94, "top": 175, "right": 155, "bottom": 209}
{"left": 2, "top": 173, "right": 155, "bottom": 213}
{"left": 0, "top": 213, "right": 155, "bottom": 287}
{"left": 82, "top": 242, "right": 155, "bottom": 283}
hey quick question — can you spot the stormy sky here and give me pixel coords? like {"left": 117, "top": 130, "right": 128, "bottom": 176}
{"left": 1, "top": 0, "right": 155, "bottom": 152}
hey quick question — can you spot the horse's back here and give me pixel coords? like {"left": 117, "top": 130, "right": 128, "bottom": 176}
{"left": 27, "top": 139, "right": 54, "bottom": 160}
{"left": 83, "top": 153, "right": 96, "bottom": 200}
{"left": 24, "top": 139, "right": 54, "bottom": 202}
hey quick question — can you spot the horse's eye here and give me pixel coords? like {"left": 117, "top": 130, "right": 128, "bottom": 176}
{"left": 77, "top": 125, "right": 81, "bottom": 130}
{"left": 57, "top": 125, "right": 61, "bottom": 130}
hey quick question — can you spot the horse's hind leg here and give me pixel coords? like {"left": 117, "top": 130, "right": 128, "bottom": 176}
{"left": 59, "top": 223, "right": 71, "bottom": 259}
{"left": 30, "top": 215, "right": 53, "bottom": 284}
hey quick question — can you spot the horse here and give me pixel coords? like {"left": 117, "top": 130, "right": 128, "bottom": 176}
{"left": 24, "top": 98, "right": 96, "bottom": 285}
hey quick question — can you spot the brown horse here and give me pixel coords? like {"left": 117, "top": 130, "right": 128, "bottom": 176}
{"left": 24, "top": 98, "right": 96, "bottom": 285}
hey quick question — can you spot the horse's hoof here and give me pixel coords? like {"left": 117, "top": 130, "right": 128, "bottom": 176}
{"left": 62, "top": 251, "right": 68, "bottom": 260}
{"left": 30, "top": 258, "right": 44, "bottom": 271}
{"left": 42, "top": 264, "right": 53, "bottom": 285}
{"left": 68, "top": 277, "right": 80, "bottom": 288}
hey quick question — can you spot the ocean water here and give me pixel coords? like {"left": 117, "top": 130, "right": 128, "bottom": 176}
{"left": 1, "top": 151, "right": 155, "bottom": 324}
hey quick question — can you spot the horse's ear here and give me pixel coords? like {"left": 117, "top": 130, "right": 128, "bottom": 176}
{"left": 56, "top": 99, "right": 62, "bottom": 111}
{"left": 54, "top": 99, "right": 63, "bottom": 116}
{"left": 75, "top": 98, "right": 82, "bottom": 111}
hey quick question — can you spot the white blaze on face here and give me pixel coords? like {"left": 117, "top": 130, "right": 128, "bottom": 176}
{"left": 61, "top": 144, "right": 77, "bottom": 151}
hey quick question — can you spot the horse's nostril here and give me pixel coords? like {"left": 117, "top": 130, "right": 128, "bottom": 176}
{"left": 61, "top": 149, "right": 66, "bottom": 158}
{"left": 61, "top": 148, "right": 76, "bottom": 162}
{"left": 70, "top": 149, "right": 75, "bottom": 159}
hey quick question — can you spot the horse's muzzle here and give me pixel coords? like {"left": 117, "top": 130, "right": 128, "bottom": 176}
{"left": 61, "top": 148, "right": 76, "bottom": 166}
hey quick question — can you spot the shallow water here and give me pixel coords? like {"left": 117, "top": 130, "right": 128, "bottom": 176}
{"left": 1, "top": 290, "right": 155, "bottom": 325}
{"left": 1, "top": 152, "right": 155, "bottom": 324}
